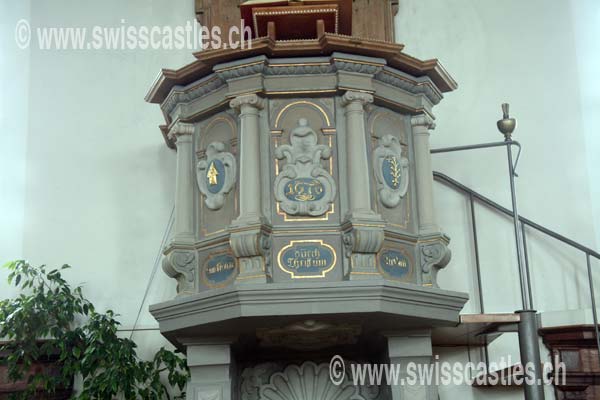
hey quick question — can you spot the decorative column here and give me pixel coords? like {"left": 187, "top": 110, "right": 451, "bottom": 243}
{"left": 341, "top": 91, "right": 384, "bottom": 280}
{"left": 169, "top": 121, "right": 196, "bottom": 242}
{"left": 229, "top": 94, "right": 270, "bottom": 283}
{"left": 386, "top": 331, "right": 438, "bottom": 400}
{"left": 185, "top": 339, "right": 233, "bottom": 400}
{"left": 230, "top": 94, "right": 264, "bottom": 224}
{"left": 411, "top": 114, "right": 438, "bottom": 234}
{"left": 342, "top": 91, "right": 376, "bottom": 219}
{"left": 162, "top": 122, "right": 198, "bottom": 296}
{"left": 411, "top": 114, "right": 450, "bottom": 287}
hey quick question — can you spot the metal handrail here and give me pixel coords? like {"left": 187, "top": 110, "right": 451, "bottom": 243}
{"left": 433, "top": 171, "right": 600, "bottom": 259}
{"left": 434, "top": 170, "right": 600, "bottom": 369}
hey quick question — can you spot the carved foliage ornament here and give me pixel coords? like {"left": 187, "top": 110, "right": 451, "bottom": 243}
{"left": 372, "top": 134, "right": 409, "bottom": 208}
{"left": 274, "top": 118, "right": 336, "bottom": 216}
{"left": 197, "top": 141, "right": 236, "bottom": 210}
{"left": 421, "top": 242, "right": 451, "bottom": 287}
{"left": 162, "top": 251, "right": 196, "bottom": 294}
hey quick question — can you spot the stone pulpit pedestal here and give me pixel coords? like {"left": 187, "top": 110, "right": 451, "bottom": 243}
{"left": 147, "top": 3, "right": 468, "bottom": 399}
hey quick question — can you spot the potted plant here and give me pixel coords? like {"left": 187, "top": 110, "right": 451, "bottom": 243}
{"left": 0, "top": 260, "right": 189, "bottom": 399}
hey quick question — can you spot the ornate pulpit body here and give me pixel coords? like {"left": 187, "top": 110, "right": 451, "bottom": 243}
{"left": 147, "top": 7, "right": 468, "bottom": 399}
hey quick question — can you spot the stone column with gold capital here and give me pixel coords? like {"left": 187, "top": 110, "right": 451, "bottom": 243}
{"left": 341, "top": 91, "right": 384, "bottom": 280}
{"left": 228, "top": 94, "right": 270, "bottom": 284}
{"left": 411, "top": 114, "right": 438, "bottom": 234}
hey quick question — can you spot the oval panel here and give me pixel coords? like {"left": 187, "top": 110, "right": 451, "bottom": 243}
{"left": 378, "top": 249, "right": 411, "bottom": 280}
{"left": 202, "top": 252, "right": 238, "bottom": 288}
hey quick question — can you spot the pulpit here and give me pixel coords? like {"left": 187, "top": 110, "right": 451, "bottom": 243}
{"left": 147, "top": 2, "right": 468, "bottom": 399}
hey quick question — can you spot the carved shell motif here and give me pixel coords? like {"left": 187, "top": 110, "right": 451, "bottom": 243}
{"left": 260, "top": 362, "right": 365, "bottom": 400}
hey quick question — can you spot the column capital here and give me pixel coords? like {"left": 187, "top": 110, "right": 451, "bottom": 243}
{"left": 229, "top": 93, "right": 265, "bottom": 112}
{"left": 167, "top": 121, "right": 195, "bottom": 142}
{"left": 341, "top": 90, "right": 373, "bottom": 107}
{"left": 410, "top": 113, "right": 436, "bottom": 130}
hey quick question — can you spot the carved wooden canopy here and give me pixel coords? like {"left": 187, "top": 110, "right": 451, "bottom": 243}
{"left": 196, "top": 0, "right": 398, "bottom": 42}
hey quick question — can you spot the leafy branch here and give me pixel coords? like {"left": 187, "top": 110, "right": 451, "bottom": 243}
{"left": 0, "top": 260, "right": 189, "bottom": 400}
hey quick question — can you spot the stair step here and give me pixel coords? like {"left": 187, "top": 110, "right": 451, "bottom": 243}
{"left": 432, "top": 313, "right": 521, "bottom": 347}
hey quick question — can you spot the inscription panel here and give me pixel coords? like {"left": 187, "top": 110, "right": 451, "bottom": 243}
{"left": 272, "top": 235, "right": 343, "bottom": 282}
{"left": 377, "top": 246, "right": 415, "bottom": 283}
{"left": 200, "top": 250, "right": 238, "bottom": 288}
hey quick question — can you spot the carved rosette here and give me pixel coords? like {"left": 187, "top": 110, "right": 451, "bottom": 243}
{"left": 274, "top": 118, "right": 336, "bottom": 216}
{"left": 162, "top": 250, "right": 197, "bottom": 294}
{"left": 420, "top": 241, "right": 451, "bottom": 287}
{"left": 197, "top": 141, "right": 237, "bottom": 210}
{"left": 372, "top": 134, "right": 409, "bottom": 208}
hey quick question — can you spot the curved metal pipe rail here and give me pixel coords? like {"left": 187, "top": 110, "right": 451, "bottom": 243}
{"left": 433, "top": 170, "right": 600, "bottom": 368}
{"left": 433, "top": 171, "right": 600, "bottom": 259}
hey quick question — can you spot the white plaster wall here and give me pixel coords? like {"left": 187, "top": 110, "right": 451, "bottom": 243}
{"left": 397, "top": 1, "right": 600, "bottom": 399}
{"left": 0, "top": 0, "right": 194, "bottom": 349}
{"left": 571, "top": 0, "right": 600, "bottom": 252}
{"left": 0, "top": 0, "right": 30, "bottom": 298}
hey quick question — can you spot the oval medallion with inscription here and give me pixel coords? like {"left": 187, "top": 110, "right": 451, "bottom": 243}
{"left": 201, "top": 253, "right": 237, "bottom": 288}
{"left": 382, "top": 156, "right": 401, "bottom": 190}
{"left": 284, "top": 178, "right": 325, "bottom": 202}
{"left": 277, "top": 240, "right": 336, "bottom": 278}
{"left": 206, "top": 159, "right": 226, "bottom": 194}
{"left": 378, "top": 249, "right": 411, "bottom": 280}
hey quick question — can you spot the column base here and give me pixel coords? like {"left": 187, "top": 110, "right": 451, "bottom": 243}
{"left": 186, "top": 340, "right": 233, "bottom": 400}
{"left": 385, "top": 330, "right": 437, "bottom": 400}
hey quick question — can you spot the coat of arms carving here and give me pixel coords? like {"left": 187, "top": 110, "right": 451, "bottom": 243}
{"left": 197, "top": 141, "right": 237, "bottom": 210}
{"left": 274, "top": 118, "right": 336, "bottom": 216}
{"left": 372, "top": 134, "right": 409, "bottom": 208}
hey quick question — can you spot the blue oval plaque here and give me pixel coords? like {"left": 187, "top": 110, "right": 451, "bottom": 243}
{"left": 378, "top": 249, "right": 411, "bottom": 280}
{"left": 284, "top": 178, "right": 325, "bottom": 202}
{"left": 202, "top": 253, "right": 237, "bottom": 287}
{"left": 277, "top": 240, "right": 336, "bottom": 278}
{"left": 382, "top": 156, "right": 401, "bottom": 190}
{"left": 206, "top": 159, "right": 226, "bottom": 194}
